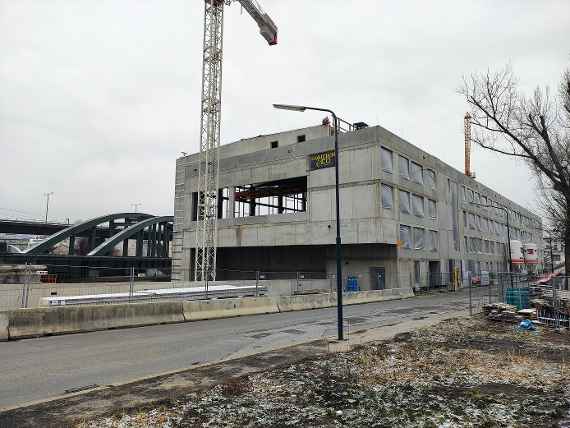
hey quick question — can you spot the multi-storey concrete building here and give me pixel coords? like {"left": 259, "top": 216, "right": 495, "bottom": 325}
{"left": 173, "top": 123, "right": 543, "bottom": 290}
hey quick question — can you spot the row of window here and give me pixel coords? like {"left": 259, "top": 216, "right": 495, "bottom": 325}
{"left": 463, "top": 211, "right": 506, "bottom": 237}
{"left": 380, "top": 147, "right": 436, "bottom": 189}
{"left": 462, "top": 185, "right": 539, "bottom": 230}
{"left": 464, "top": 237, "right": 506, "bottom": 255}
{"left": 399, "top": 225, "right": 438, "bottom": 251}
{"left": 463, "top": 210, "right": 536, "bottom": 242}
{"left": 382, "top": 184, "right": 437, "bottom": 219}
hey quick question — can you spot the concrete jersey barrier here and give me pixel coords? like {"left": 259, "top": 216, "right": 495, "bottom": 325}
{"left": 183, "top": 296, "right": 278, "bottom": 321}
{"left": 1, "top": 288, "right": 414, "bottom": 340}
{"left": 0, "top": 312, "right": 8, "bottom": 341}
{"left": 7, "top": 301, "right": 185, "bottom": 339}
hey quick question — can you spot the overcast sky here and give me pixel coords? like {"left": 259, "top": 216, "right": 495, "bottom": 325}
{"left": 1, "top": 1, "right": 569, "bottom": 223}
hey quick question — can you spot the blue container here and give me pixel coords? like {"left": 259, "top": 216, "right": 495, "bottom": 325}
{"left": 505, "top": 288, "right": 529, "bottom": 310}
{"left": 346, "top": 276, "right": 359, "bottom": 292}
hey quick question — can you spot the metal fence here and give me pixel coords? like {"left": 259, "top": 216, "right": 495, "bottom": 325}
{"left": 0, "top": 264, "right": 332, "bottom": 310}
{"left": 535, "top": 276, "right": 570, "bottom": 328}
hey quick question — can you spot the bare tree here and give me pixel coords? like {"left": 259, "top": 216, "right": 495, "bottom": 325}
{"left": 461, "top": 66, "right": 570, "bottom": 274}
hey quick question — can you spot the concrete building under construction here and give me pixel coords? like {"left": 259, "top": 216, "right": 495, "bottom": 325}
{"left": 172, "top": 123, "right": 543, "bottom": 290}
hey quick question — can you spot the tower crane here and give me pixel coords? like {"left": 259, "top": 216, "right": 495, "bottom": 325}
{"left": 194, "top": 0, "right": 278, "bottom": 284}
{"left": 464, "top": 112, "right": 475, "bottom": 178}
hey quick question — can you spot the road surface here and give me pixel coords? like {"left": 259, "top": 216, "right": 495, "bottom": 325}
{"left": 0, "top": 289, "right": 483, "bottom": 409}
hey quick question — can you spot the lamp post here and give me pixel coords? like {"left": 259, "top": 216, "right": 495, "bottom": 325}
{"left": 469, "top": 201, "right": 513, "bottom": 289}
{"left": 44, "top": 192, "right": 54, "bottom": 223}
{"left": 273, "top": 103, "right": 344, "bottom": 341}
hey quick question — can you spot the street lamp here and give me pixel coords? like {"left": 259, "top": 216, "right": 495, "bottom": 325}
{"left": 44, "top": 192, "right": 54, "bottom": 223}
{"left": 469, "top": 201, "right": 513, "bottom": 289}
{"left": 273, "top": 103, "right": 345, "bottom": 341}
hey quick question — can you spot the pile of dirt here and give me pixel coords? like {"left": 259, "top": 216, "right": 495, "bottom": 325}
{"left": 82, "top": 318, "right": 570, "bottom": 427}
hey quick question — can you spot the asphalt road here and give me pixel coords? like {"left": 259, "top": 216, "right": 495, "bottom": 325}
{"left": 0, "top": 289, "right": 483, "bottom": 409}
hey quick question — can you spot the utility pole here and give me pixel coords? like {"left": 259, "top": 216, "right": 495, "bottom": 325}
{"left": 44, "top": 192, "right": 54, "bottom": 223}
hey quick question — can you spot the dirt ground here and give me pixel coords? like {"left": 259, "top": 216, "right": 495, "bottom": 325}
{"left": 80, "top": 317, "right": 570, "bottom": 427}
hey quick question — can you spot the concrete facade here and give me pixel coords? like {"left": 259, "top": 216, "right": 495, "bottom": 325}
{"left": 173, "top": 124, "right": 543, "bottom": 290}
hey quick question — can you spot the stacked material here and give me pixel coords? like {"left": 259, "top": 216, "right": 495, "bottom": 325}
{"left": 483, "top": 302, "right": 521, "bottom": 323}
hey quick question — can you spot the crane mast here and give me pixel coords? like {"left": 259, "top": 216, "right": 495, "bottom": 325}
{"left": 464, "top": 112, "right": 473, "bottom": 178}
{"left": 194, "top": 0, "right": 277, "bottom": 284}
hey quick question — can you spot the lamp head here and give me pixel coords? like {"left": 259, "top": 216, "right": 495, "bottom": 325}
{"left": 273, "top": 103, "right": 306, "bottom": 112}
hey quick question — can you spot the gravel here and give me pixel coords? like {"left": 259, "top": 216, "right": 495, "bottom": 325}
{"left": 81, "top": 317, "right": 570, "bottom": 428}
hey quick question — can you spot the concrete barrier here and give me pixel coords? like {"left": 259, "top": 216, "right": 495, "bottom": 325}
{"left": 1, "top": 288, "right": 415, "bottom": 340}
{"left": 6, "top": 301, "right": 185, "bottom": 339}
{"left": 183, "top": 296, "right": 278, "bottom": 321}
{"left": 277, "top": 288, "right": 414, "bottom": 312}
{"left": 276, "top": 293, "right": 333, "bottom": 312}
{"left": 340, "top": 288, "right": 414, "bottom": 305}
{"left": 0, "top": 312, "right": 8, "bottom": 341}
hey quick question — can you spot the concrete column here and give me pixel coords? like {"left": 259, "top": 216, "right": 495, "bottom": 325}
{"left": 228, "top": 187, "right": 236, "bottom": 218}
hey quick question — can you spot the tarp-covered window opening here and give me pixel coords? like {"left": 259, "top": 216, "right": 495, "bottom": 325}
{"left": 414, "top": 227, "right": 425, "bottom": 250}
{"left": 399, "top": 190, "right": 411, "bottom": 214}
{"left": 412, "top": 194, "right": 424, "bottom": 217}
{"left": 428, "top": 199, "right": 437, "bottom": 219}
{"left": 430, "top": 230, "right": 438, "bottom": 252}
{"left": 381, "top": 184, "right": 393, "bottom": 209}
{"left": 468, "top": 213, "right": 476, "bottom": 230}
{"left": 400, "top": 225, "right": 412, "bottom": 249}
{"left": 399, "top": 155, "right": 410, "bottom": 180}
{"left": 410, "top": 162, "right": 423, "bottom": 184}
{"left": 381, "top": 147, "right": 393, "bottom": 173}
{"left": 425, "top": 169, "right": 436, "bottom": 189}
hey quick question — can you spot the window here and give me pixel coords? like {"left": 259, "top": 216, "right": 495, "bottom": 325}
{"left": 425, "top": 169, "right": 436, "bottom": 189}
{"left": 428, "top": 199, "right": 437, "bottom": 219}
{"left": 464, "top": 236, "right": 469, "bottom": 253}
{"left": 429, "top": 230, "right": 438, "bottom": 252}
{"left": 467, "top": 188, "right": 474, "bottom": 202}
{"left": 381, "top": 147, "right": 393, "bottom": 173}
{"left": 474, "top": 192, "right": 480, "bottom": 205}
{"left": 470, "top": 237, "right": 480, "bottom": 253}
{"left": 399, "top": 155, "right": 410, "bottom": 180}
{"left": 475, "top": 215, "right": 481, "bottom": 231}
{"left": 412, "top": 194, "right": 424, "bottom": 217}
{"left": 297, "top": 135, "right": 306, "bottom": 143}
{"left": 462, "top": 186, "right": 467, "bottom": 201}
{"left": 469, "top": 213, "right": 476, "bottom": 230}
{"left": 399, "top": 225, "right": 412, "bottom": 249}
{"left": 399, "top": 190, "right": 411, "bottom": 214}
{"left": 481, "top": 196, "right": 487, "bottom": 206}
{"left": 413, "top": 227, "right": 425, "bottom": 250}
{"left": 381, "top": 184, "right": 393, "bottom": 209}
{"left": 411, "top": 162, "right": 423, "bottom": 184}
{"left": 463, "top": 211, "right": 468, "bottom": 228}
{"left": 270, "top": 141, "right": 279, "bottom": 149}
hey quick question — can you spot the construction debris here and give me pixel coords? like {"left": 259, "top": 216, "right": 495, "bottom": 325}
{"left": 483, "top": 302, "right": 522, "bottom": 323}
{"left": 82, "top": 318, "right": 570, "bottom": 428}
